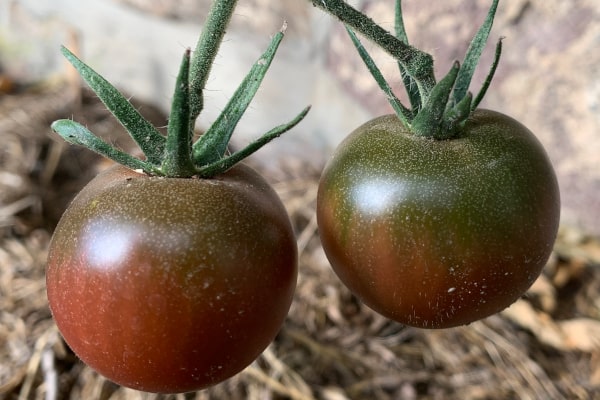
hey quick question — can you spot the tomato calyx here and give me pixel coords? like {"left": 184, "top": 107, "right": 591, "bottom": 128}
{"left": 51, "top": 0, "right": 310, "bottom": 178}
{"left": 311, "top": 0, "right": 503, "bottom": 140}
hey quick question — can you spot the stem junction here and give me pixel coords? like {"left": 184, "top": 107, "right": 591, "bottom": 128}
{"left": 311, "top": 0, "right": 502, "bottom": 140}
{"left": 52, "top": 0, "right": 309, "bottom": 178}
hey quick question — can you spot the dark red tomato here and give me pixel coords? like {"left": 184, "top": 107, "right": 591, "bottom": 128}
{"left": 317, "top": 110, "right": 560, "bottom": 329}
{"left": 46, "top": 164, "right": 297, "bottom": 393}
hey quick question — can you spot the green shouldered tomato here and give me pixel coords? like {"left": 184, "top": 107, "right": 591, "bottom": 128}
{"left": 317, "top": 110, "right": 560, "bottom": 328}
{"left": 47, "top": 164, "right": 297, "bottom": 393}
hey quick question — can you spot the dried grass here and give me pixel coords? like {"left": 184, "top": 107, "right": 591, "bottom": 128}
{"left": 1, "top": 83, "right": 599, "bottom": 400}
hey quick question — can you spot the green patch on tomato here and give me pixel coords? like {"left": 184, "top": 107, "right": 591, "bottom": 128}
{"left": 317, "top": 110, "right": 560, "bottom": 328}
{"left": 47, "top": 164, "right": 297, "bottom": 392}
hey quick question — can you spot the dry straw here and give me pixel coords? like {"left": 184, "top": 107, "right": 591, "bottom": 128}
{"left": 0, "top": 83, "right": 599, "bottom": 400}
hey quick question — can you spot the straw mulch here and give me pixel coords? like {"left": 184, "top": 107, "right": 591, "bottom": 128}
{"left": 1, "top": 79, "right": 599, "bottom": 400}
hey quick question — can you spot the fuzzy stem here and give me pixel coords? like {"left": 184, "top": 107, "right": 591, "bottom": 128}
{"left": 190, "top": 0, "right": 239, "bottom": 121}
{"left": 310, "top": 0, "right": 436, "bottom": 96}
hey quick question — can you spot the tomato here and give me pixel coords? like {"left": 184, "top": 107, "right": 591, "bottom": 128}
{"left": 46, "top": 163, "right": 297, "bottom": 393}
{"left": 317, "top": 110, "right": 560, "bottom": 329}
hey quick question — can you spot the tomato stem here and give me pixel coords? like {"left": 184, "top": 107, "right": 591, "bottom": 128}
{"left": 310, "top": 0, "right": 436, "bottom": 97}
{"left": 51, "top": 0, "right": 309, "bottom": 178}
{"left": 189, "top": 0, "right": 239, "bottom": 122}
{"left": 311, "top": 0, "right": 502, "bottom": 140}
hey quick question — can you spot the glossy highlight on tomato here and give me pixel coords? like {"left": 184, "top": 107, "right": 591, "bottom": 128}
{"left": 317, "top": 110, "right": 560, "bottom": 329}
{"left": 46, "top": 164, "right": 297, "bottom": 393}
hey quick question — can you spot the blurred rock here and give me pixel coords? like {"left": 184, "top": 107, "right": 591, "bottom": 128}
{"left": 1, "top": 0, "right": 598, "bottom": 236}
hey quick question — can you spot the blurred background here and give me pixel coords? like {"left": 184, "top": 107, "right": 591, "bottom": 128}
{"left": 1, "top": 1, "right": 599, "bottom": 399}
{"left": 1, "top": 0, "right": 598, "bottom": 235}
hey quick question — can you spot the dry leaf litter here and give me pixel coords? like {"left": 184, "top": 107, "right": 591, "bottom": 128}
{"left": 0, "top": 78, "right": 599, "bottom": 400}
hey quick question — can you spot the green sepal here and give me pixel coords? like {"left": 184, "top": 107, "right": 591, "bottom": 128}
{"left": 60, "top": 46, "right": 166, "bottom": 166}
{"left": 193, "top": 27, "right": 286, "bottom": 166}
{"left": 411, "top": 61, "right": 460, "bottom": 139}
{"left": 197, "top": 105, "right": 311, "bottom": 178}
{"left": 394, "top": 0, "right": 421, "bottom": 112}
{"left": 472, "top": 38, "right": 503, "bottom": 111}
{"left": 444, "top": 91, "right": 472, "bottom": 134}
{"left": 51, "top": 0, "right": 308, "bottom": 179}
{"left": 51, "top": 119, "right": 160, "bottom": 174}
{"left": 161, "top": 49, "right": 196, "bottom": 177}
{"left": 345, "top": 27, "right": 412, "bottom": 127}
{"left": 452, "top": 0, "right": 499, "bottom": 106}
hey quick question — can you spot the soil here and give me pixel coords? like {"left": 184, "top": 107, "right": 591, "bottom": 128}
{"left": 0, "top": 79, "right": 599, "bottom": 399}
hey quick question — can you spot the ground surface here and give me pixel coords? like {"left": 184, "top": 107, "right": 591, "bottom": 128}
{"left": 0, "top": 80, "right": 599, "bottom": 399}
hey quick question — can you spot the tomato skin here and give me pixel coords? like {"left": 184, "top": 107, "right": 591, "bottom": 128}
{"left": 317, "top": 110, "right": 560, "bottom": 329}
{"left": 46, "top": 164, "right": 297, "bottom": 393}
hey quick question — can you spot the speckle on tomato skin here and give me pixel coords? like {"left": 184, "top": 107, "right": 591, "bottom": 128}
{"left": 47, "top": 163, "right": 297, "bottom": 393}
{"left": 317, "top": 110, "right": 560, "bottom": 329}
